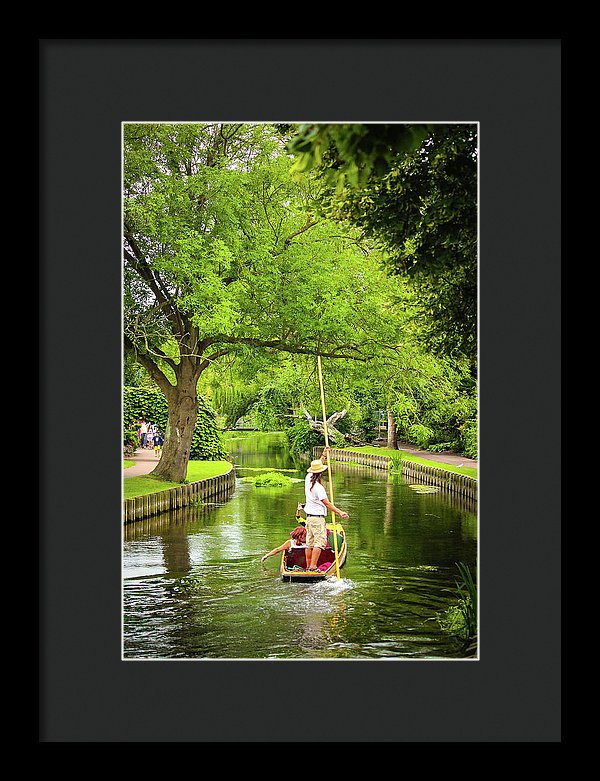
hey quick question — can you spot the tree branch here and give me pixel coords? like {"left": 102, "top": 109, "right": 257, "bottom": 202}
{"left": 124, "top": 335, "right": 175, "bottom": 399}
{"left": 274, "top": 219, "right": 319, "bottom": 255}
{"left": 197, "top": 348, "right": 233, "bottom": 375}
{"left": 209, "top": 335, "right": 366, "bottom": 361}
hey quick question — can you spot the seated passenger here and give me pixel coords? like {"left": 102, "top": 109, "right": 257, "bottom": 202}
{"left": 260, "top": 526, "right": 307, "bottom": 567}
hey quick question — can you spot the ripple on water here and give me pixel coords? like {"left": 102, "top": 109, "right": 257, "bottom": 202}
{"left": 123, "top": 435, "right": 477, "bottom": 660}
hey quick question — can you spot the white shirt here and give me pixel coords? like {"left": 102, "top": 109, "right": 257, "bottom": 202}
{"left": 304, "top": 473, "right": 327, "bottom": 516}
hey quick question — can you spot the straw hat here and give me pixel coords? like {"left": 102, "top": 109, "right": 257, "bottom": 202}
{"left": 307, "top": 459, "right": 328, "bottom": 474}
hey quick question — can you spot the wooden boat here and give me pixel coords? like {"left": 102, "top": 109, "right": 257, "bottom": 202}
{"left": 280, "top": 524, "right": 347, "bottom": 582}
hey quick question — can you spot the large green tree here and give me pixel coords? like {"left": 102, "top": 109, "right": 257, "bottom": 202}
{"left": 287, "top": 123, "right": 478, "bottom": 372}
{"left": 202, "top": 275, "right": 477, "bottom": 456}
{"left": 123, "top": 123, "right": 391, "bottom": 481}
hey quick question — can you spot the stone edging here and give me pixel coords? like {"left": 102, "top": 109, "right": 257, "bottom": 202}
{"left": 314, "top": 447, "right": 478, "bottom": 504}
{"left": 123, "top": 464, "right": 236, "bottom": 524}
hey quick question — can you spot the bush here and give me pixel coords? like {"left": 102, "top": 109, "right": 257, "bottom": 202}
{"left": 407, "top": 423, "right": 435, "bottom": 448}
{"left": 189, "top": 395, "right": 228, "bottom": 460}
{"left": 123, "top": 426, "right": 139, "bottom": 456}
{"left": 459, "top": 418, "right": 478, "bottom": 459}
{"left": 123, "top": 386, "right": 227, "bottom": 460}
{"left": 123, "top": 386, "right": 169, "bottom": 432}
{"left": 285, "top": 419, "right": 323, "bottom": 456}
{"left": 123, "top": 427, "right": 139, "bottom": 448}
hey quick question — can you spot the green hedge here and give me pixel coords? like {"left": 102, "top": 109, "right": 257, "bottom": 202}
{"left": 123, "top": 386, "right": 227, "bottom": 460}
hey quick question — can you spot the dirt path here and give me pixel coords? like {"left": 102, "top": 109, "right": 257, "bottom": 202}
{"left": 371, "top": 439, "right": 478, "bottom": 469}
{"left": 123, "top": 447, "right": 162, "bottom": 478}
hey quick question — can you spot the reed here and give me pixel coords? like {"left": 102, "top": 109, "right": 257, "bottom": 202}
{"left": 438, "top": 562, "right": 478, "bottom": 642}
{"left": 389, "top": 453, "right": 403, "bottom": 473}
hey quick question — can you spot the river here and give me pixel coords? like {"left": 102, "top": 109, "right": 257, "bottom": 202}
{"left": 122, "top": 432, "right": 478, "bottom": 660}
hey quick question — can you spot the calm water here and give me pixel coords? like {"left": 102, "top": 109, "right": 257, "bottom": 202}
{"left": 122, "top": 432, "right": 478, "bottom": 660}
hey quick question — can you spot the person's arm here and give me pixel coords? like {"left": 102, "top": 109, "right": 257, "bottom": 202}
{"left": 261, "top": 540, "right": 290, "bottom": 563}
{"left": 322, "top": 498, "right": 349, "bottom": 519}
{"left": 319, "top": 445, "right": 331, "bottom": 463}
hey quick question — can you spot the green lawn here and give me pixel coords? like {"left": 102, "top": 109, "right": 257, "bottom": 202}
{"left": 123, "top": 460, "right": 135, "bottom": 469}
{"left": 123, "top": 460, "right": 233, "bottom": 499}
{"left": 341, "top": 445, "right": 478, "bottom": 479}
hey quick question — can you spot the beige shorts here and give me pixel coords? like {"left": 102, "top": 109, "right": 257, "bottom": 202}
{"left": 305, "top": 515, "right": 327, "bottom": 550}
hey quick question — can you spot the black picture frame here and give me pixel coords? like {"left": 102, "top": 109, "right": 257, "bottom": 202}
{"left": 40, "top": 38, "right": 561, "bottom": 743}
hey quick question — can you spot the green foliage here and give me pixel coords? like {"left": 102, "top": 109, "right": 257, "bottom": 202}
{"left": 123, "top": 351, "right": 153, "bottom": 387}
{"left": 123, "top": 428, "right": 139, "bottom": 449}
{"left": 332, "top": 397, "right": 379, "bottom": 443}
{"left": 389, "top": 453, "right": 403, "bottom": 473}
{"left": 123, "top": 386, "right": 227, "bottom": 460}
{"left": 123, "top": 122, "right": 478, "bottom": 472}
{"left": 287, "top": 123, "right": 431, "bottom": 188}
{"left": 190, "top": 396, "right": 228, "bottom": 460}
{"left": 407, "top": 423, "right": 435, "bottom": 449}
{"left": 252, "top": 386, "right": 292, "bottom": 432}
{"left": 242, "top": 471, "right": 294, "bottom": 487}
{"left": 209, "top": 381, "right": 259, "bottom": 429}
{"left": 438, "top": 562, "right": 478, "bottom": 641}
{"left": 124, "top": 123, "right": 404, "bottom": 478}
{"left": 459, "top": 418, "right": 478, "bottom": 459}
{"left": 123, "top": 386, "right": 169, "bottom": 431}
{"left": 356, "top": 127, "right": 477, "bottom": 369}
{"left": 285, "top": 418, "right": 323, "bottom": 456}
{"left": 386, "top": 350, "right": 477, "bottom": 455}
{"left": 287, "top": 123, "right": 478, "bottom": 371}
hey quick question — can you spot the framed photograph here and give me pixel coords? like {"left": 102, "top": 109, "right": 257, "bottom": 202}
{"left": 40, "top": 38, "right": 561, "bottom": 743}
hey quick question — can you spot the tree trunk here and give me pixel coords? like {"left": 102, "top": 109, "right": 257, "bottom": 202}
{"left": 387, "top": 409, "right": 398, "bottom": 450}
{"left": 151, "top": 380, "right": 199, "bottom": 483}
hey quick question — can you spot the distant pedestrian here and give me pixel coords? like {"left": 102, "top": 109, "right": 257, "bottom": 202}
{"left": 147, "top": 422, "right": 156, "bottom": 448}
{"left": 153, "top": 430, "right": 164, "bottom": 458}
{"left": 139, "top": 419, "right": 148, "bottom": 449}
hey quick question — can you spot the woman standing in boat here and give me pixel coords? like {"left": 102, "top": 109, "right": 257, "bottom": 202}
{"left": 304, "top": 446, "right": 349, "bottom": 571}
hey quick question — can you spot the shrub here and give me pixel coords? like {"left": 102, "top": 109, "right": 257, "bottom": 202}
{"left": 123, "top": 427, "right": 139, "bottom": 448}
{"left": 459, "top": 418, "right": 478, "bottom": 459}
{"left": 408, "top": 423, "right": 435, "bottom": 448}
{"left": 123, "top": 386, "right": 227, "bottom": 460}
{"left": 123, "top": 426, "right": 139, "bottom": 456}
{"left": 285, "top": 419, "right": 323, "bottom": 456}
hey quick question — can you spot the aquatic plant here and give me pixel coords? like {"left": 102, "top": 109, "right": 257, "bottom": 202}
{"left": 242, "top": 472, "right": 294, "bottom": 487}
{"left": 438, "top": 562, "right": 477, "bottom": 642}
{"left": 389, "top": 453, "right": 403, "bottom": 473}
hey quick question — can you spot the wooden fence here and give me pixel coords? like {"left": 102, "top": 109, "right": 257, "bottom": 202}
{"left": 123, "top": 465, "right": 237, "bottom": 524}
{"left": 314, "top": 447, "right": 478, "bottom": 504}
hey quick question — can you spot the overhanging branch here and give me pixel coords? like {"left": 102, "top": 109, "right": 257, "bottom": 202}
{"left": 210, "top": 335, "right": 366, "bottom": 361}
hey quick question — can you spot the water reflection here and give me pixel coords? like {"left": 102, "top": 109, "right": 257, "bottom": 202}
{"left": 123, "top": 432, "right": 478, "bottom": 660}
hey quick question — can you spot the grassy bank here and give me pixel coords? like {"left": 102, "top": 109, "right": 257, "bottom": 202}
{"left": 219, "top": 431, "right": 477, "bottom": 478}
{"left": 123, "top": 460, "right": 233, "bottom": 499}
{"left": 340, "top": 445, "right": 478, "bottom": 479}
